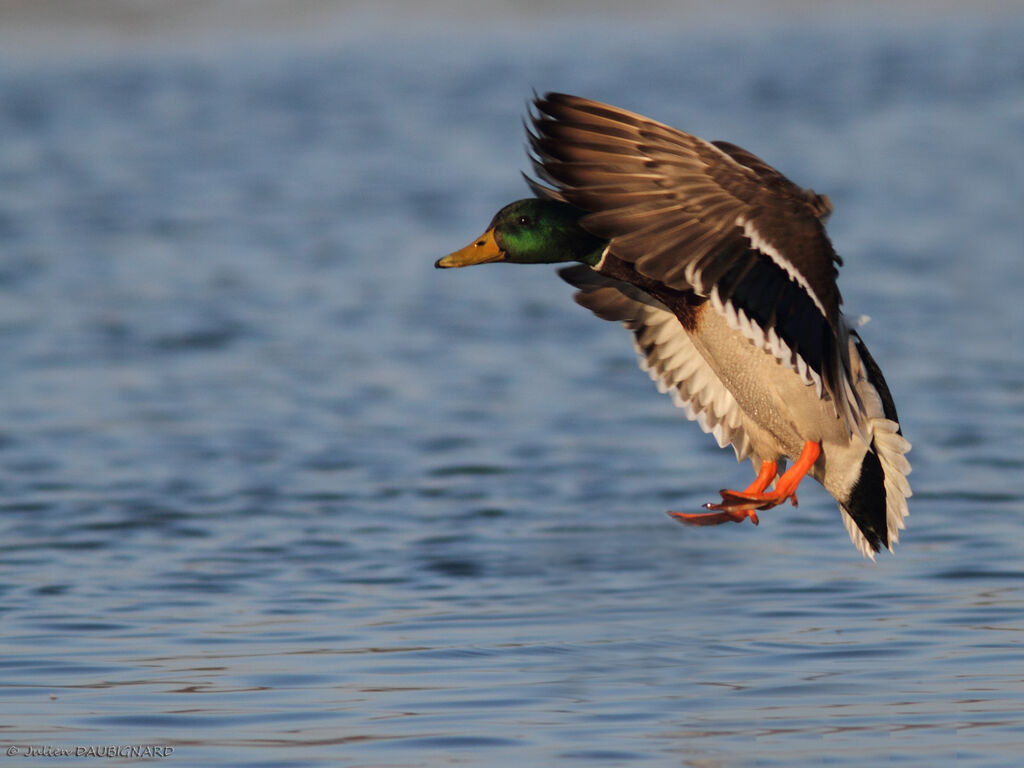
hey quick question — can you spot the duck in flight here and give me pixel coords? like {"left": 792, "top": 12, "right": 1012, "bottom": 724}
{"left": 436, "top": 93, "right": 911, "bottom": 558}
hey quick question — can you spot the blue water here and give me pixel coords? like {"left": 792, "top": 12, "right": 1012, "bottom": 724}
{"left": 1, "top": 11, "right": 1023, "bottom": 767}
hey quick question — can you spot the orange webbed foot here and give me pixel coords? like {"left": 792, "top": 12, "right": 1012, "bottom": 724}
{"left": 705, "top": 488, "right": 799, "bottom": 512}
{"left": 667, "top": 508, "right": 760, "bottom": 526}
{"left": 667, "top": 442, "right": 821, "bottom": 531}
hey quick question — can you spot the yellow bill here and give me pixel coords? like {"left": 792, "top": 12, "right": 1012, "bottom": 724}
{"left": 435, "top": 228, "right": 506, "bottom": 268}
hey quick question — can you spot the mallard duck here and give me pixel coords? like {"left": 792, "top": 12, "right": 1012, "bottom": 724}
{"left": 436, "top": 93, "right": 911, "bottom": 558}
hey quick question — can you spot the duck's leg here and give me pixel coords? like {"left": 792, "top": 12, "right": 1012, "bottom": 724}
{"left": 667, "top": 441, "right": 822, "bottom": 527}
{"left": 708, "top": 441, "right": 821, "bottom": 512}
{"left": 667, "top": 459, "right": 778, "bottom": 526}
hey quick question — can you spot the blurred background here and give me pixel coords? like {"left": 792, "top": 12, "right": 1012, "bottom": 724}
{"left": 1, "top": 2, "right": 1022, "bottom": 766}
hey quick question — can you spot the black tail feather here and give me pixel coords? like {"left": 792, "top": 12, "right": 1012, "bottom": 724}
{"left": 842, "top": 449, "right": 888, "bottom": 553}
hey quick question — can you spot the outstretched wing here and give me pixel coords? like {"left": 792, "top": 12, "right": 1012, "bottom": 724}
{"left": 530, "top": 92, "right": 861, "bottom": 432}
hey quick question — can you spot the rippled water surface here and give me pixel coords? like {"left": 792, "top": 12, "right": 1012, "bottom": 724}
{"left": 2, "top": 11, "right": 1024, "bottom": 766}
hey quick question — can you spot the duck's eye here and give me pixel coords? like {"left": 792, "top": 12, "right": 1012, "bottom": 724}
{"left": 517, "top": 216, "right": 530, "bottom": 226}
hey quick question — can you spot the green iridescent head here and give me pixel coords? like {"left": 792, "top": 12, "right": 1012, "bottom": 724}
{"left": 435, "top": 199, "right": 606, "bottom": 269}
